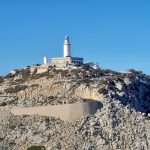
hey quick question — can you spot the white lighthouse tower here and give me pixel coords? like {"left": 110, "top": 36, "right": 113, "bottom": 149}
{"left": 64, "top": 36, "right": 71, "bottom": 57}
{"left": 44, "top": 56, "right": 48, "bottom": 65}
{"left": 51, "top": 36, "right": 84, "bottom": 67}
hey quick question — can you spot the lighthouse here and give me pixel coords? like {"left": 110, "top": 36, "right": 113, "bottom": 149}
{"left": 51, "top": 36, "right": 84, "bottom": 67}
{"left": 64, "top": 36, "right": 71, "bottom": 57}
{"left": 43, "top": 56, "right": 48, "bottom": 65}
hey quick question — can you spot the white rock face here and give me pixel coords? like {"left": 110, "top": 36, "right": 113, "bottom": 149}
{"left": 0, "top": 67, "right": 150, "bottom": 149}
{"left": 115, "top": 82, "right": 125, "bottom": 91}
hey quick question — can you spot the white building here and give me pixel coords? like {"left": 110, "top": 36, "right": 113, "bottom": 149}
{"left": 51, "top": 36, "right": 84, "bottom": 67}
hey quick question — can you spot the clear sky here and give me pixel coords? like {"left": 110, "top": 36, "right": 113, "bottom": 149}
{"left": 0, "top": 0, "right": 150, "bottom": 75}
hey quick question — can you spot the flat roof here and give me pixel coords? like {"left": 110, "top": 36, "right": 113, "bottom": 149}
{"left": 51, "top": 57, "right": 84, "bottom": 60}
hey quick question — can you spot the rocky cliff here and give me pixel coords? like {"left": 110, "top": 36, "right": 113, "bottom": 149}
{"left": 0, "top": 66, "right": 150, "bottom": 150}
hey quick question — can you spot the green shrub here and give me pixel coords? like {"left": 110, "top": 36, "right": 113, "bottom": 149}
{"left": 48, "top": 96, "right": 55, "bottom": 99}
{"left": 60, "top": 70, "right": 69, "bottom": 77}
{"left": 4, "top": 87, "right": 13, "bottom": 93}
{"left": 9, "top": 142, "right": 16, "bottom": 145}
{"left": 4, "top": 85, "right": 28, "bottom": 93}
{"left": 46, "top": 74, "right": 54, "bottom": 79}
{"left": 30, "top": 84, "right": 39, "bottom": 87}
{"left": 31, "top": 71, "right": 49, "bottom": 79}
{"left": 77, "top": 79, "right": 92, "bottom": 85}
{"left": 4, "top": 73, "right": 15, "bottom": 79}
{"left": 9, "top": 125, "right": 16, "bottom": 130}
{"left": 125, "top": 72, "right": 136, "bottom": 78}
{"left": 145, "top": 116, "right": 150, "bottom": 120}
{"left": 27, "top": 146, "right": 46, "bottom": 150}
{"left": 98, "top": 88, "right": 108, "bottom": 95}
{"left": 0, "top": 76, "right": 4, "bottom": 83}
{"left": 20, "top": 69, "right": 30, "bottom": 77}
{"left": 7, "top": 98, "right": 18, "bottom": 105}
{"left": 0, "top": 102, "right": 7, "bottom": 106}
{"left": 100, "top": 79, "right": 108, "bottom": 85}
{"left": 102, "top": 69, "right": 115, "bottom": 75}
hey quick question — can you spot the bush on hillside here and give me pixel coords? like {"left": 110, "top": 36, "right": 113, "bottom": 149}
{"left": 0, "top": 102, "right": 7, "bottom": 106}
{"left": 60, "top": 70, "right": 71, "bottom": 77}
{"left": 77, "top": 79, "right": 92, "bottom": 85}
{"left": 102, "top": 69, "right": 117, "bottom": 75}
{"left": 4, "top": 73, "right": 15, "bottom": 79}
{"left": 4, "top": 85, "right": 28, "bottom": 93}
{"left": 98, "top": 88, "right": 108, "bottom": 95}
{"left": 27, "top": 146, "right": 46, "bottom": 150}
{"left": 20, "top": 69, "right": 30, "bottom": 77}
{"left": 31, "top": 71, "right": 50, "bottom": 79}
{"left": 123, "top": 72, "right": 136, "bottom": 79}
{"left": 0, "top": 76, "right": 4, "bottom": 83}
{"left": 30, "top": 84, "right": 39, "bottom": 87}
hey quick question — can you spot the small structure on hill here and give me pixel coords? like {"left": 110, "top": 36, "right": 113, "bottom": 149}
{"left": 51, "top": 36, "right": 84, "bottom": 67}
{"left": 37, "top": 36, "right": 100, "bottom": 72}
{"left": 10, "top": 36, "right": 100, "bottom": 75}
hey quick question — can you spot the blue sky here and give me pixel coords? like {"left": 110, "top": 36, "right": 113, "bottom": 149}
{"left": 0, "top": 0, "right": 150, "bottom": 75}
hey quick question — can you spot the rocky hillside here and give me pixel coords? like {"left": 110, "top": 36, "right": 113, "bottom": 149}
{"left": 0, "top": 66, "right": 150, "bottom": 150}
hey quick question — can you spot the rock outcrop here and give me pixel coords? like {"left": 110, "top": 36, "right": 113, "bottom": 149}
{"left": 0, "top": 67, "right": 150, "bottom": 150}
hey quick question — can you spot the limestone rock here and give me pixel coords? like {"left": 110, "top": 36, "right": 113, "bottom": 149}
{"left": 0, "top": 67, "right": 150, "bottom": 149}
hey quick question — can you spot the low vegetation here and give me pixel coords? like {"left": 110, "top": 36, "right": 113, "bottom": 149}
{"left": 9, "top": 124, "right": 16, "bottom": 130}
{"left": 31, "top": 72, "right": 49, "bottom": 79}
{"left": 4, "top": 73, "right": 16, "bottom": 79}
{"left": 27, "top": 146, "right": 46, "bottom": 150}
{"left": 0, "top": 76, "right": 4, "bottom": 84}
{"left": 30, "top": 84, "right": 39, "bottom": 87}
{"left": 4, "top": 85, "right": 28, "bottom": 93}
{"left": 145, "top": 116, "right": 150, "bottom": 120}
{"left": 0, "top": 102, "right": 7, "bottom": 106}
{"left": 20, "top": 68, "right": 30, "bottom": 77}
{"left": 77, "top": 79, "right": 93, "bottom": 85}
{"left": 98, "top": 88, "right": 108, "bottom": 95}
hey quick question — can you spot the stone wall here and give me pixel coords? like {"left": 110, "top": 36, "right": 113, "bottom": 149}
{"left": 51, "top": 57, "right": 70, "bottom": 67}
